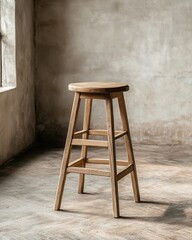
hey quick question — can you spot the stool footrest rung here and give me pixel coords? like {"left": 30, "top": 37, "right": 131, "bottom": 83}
{"left": 89, "top": 129, "right": 108, "bottom": 136}
{"left": 67, "top": 167, "right": 110, "bottom": 177}
{"left": 66, "top": 163, "right": 134, "bottom": 180}
{"left": 117, "top": 164, "right": 134, "bottom": 181}
{"left": 72, "top": 139, "right": 108, "bottom": 147}
{"left": 74, "top": 129, "right": 127, "bottom": 140}
{"left": 86, "top": 158, "right": 128, "bottom": 166}
{"left": 88, "top": 129, "right": 127, "bottom": 139}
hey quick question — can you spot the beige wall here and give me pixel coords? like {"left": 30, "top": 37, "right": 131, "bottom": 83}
{"left": 36, "top": 0, "right": 192, "bottom": 145}
{"left": 0, "top": 0, "right": 35, "bottom": 165}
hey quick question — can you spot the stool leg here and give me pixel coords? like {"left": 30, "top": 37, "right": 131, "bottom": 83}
{"left": 118, "top": 93, "right": 140, "bottom": 202}
{"left": 106, "top": 96, "right": 120, "bottom": 218}
{"left": 78, "top": 98, "right": 92, "bottom": 194}
{"left": 54, "top": 92, "right": 81, "bottom": 210}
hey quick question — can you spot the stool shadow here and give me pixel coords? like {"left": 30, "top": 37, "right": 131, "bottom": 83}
{"left": 119, "top": 201, "right": 192, "bottom": 228}
{"left": 80, "top": 192, "right": 98, "bottom": 195}
{"left": 139, "top": 200, "right": 169, "bottom": 205}
{"left": 59, "top": 200, "right": 192, "bottom": 228}
{"left": 59, "top": 209, "right": 109, "bottom": 218}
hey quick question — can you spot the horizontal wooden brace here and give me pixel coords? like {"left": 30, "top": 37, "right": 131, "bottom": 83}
{"left": 114, "top": 131, "right": 127, "bottom": 140}
{"left": 72, "top": 139, "right": 108, "bottom": 147}
{"left": 89, "top": 129, "right": 125, "bottom": 138}
{"left": 74, "top": 130, "right": 88, "bottom": 136}
{"left": 80, "top": 92, "right": 121, "bottom": 100}
{"left": 67, "top": 167, "right": 110, "bottom": 177}
{"left": 68, "top": 157, "right": 84, "bottom": 167}
{"left": 117, "top": 164, "right": 134, "bottom": 181}
{"left": 86, "top": 158, "right": 129, "bottom": 166}
{"left": 89, "top": 129, "right": 108, "bottom": 136}
{"left": 80, "top": 93, "right": 108, "bottom": 99}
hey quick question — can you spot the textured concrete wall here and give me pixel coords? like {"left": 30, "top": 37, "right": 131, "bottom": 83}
{"left": 0, "top": 0, "right": 35, "bottom": 165}
{"left": 36, "top": 0, "right": 192, "bottom": 145}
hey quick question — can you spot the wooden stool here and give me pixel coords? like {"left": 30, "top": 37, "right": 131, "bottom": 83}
{"left": 54, "top": 82, "right": 140, "bottom": 218}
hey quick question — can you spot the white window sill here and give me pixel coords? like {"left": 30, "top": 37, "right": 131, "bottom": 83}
{"left": 0, "top": 86, "right": 16, "bottom": 93}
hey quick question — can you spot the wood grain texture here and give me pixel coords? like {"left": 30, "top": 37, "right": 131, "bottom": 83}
{"left": 118, "top": 93, "right": 140, "bottom": 202}
{"left": 88, "top": 129, "right": 125, "bottom": 138}
{"left": 72, "top": 139, "right": 108, "bottom": 147}
{"left": 67, "top": 167, "right": 110, "bottom": 177}
{"left": 68, "top": 82, "right": 129, "bottom": 93}
{"left": 86, "top": 158, "right": 129, "bottom": 166}
{"left": 54, "top": 92, "right": 81, "bottom": 210}
{"left": 78, "top": 99, "right": 92, "bottom": 194}
{"left": 106, "top": 95, "right": 120, "bottom": 218}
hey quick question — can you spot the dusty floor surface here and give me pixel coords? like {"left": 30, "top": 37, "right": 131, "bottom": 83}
{"left": 0, "top": 144, "right": 192, "bottom": 240}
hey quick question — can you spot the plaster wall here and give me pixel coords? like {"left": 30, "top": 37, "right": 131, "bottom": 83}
{"left": 36, "top": 0, "right": 192, "bottom": 145}
{"left": 0, "top": 0, "right": 35, "bottom": 165}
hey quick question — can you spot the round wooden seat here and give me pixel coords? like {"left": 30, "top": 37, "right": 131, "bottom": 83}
{"left": 68, "top": 82, "right": 129, "bottom": 93}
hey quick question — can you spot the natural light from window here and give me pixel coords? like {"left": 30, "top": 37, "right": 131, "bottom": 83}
{"left": 0, "top": 0, "right": 16, "bottom": 92}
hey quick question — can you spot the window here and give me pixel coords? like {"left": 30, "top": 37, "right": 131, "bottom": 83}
{"left": 0, "top": 0, "right": 16, "bottom": 91}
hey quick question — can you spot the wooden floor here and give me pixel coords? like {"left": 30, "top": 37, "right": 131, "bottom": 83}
{"left": 0, "top": 144, "right": 192, "bottom": 240}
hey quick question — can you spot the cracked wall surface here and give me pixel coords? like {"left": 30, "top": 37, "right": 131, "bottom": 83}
{"left": 35, "top": 0, "right": 192, "bottom": 145}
